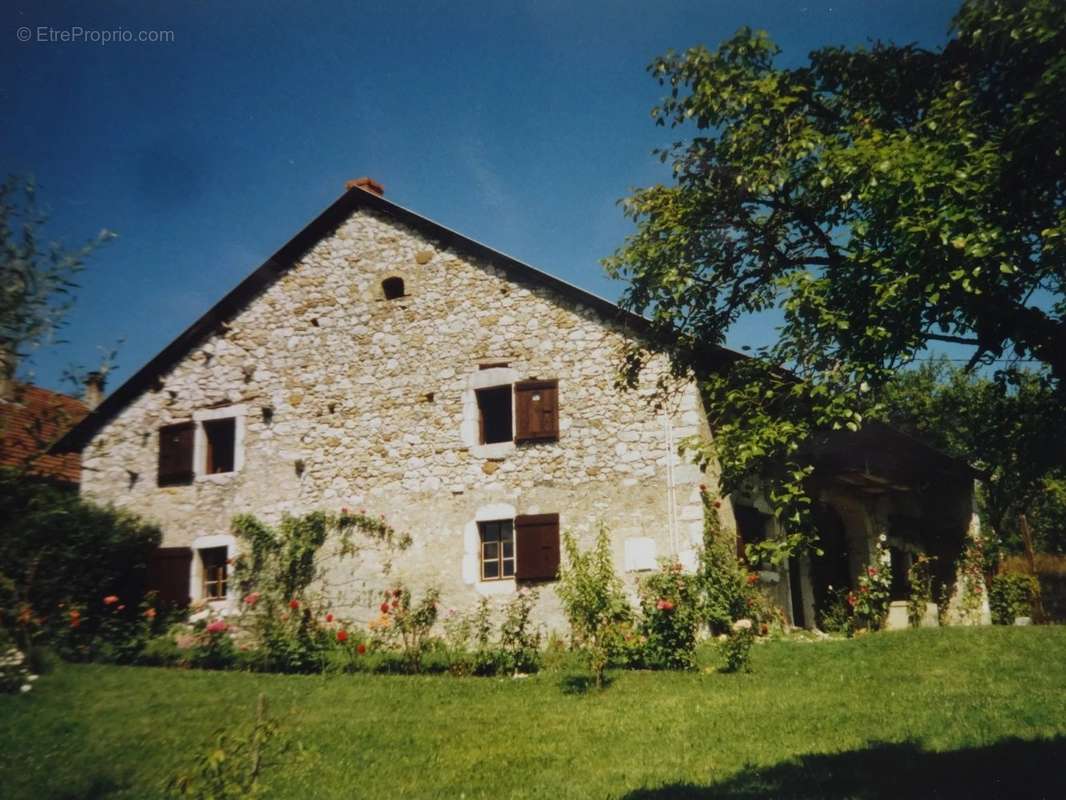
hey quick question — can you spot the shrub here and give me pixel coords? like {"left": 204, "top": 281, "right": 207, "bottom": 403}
{"left": 694, "top": 492, "right": 750, "bottom": 634}
{"left": 0, "top": 627, "right": 36, "bottom": 694}
{"left": 817, "top": 587, "right": 853, "bottom": 635}
{"left": 371, "top": 585, "right": 440, "bottom": 673}
{"left": 499, "top": 588, "right": 541, "bottom": 674}
{"left": 989, "top": 573, "right": 1040, "bottom": 624}
{"left": 556, "top": 526, "right": 632, "bottom": 689}
{"left": 849, "top": 536, "right": 893, "bottom": 631}
{"left": 638, "top": 561, "right": 700, "bottom": 670}
{"left": 0, "top": 468, "right": 160, "bottom": 650}
{"left": 908, "top": 554, "right": 937, "bottom": 628}
{"left": 720, "top": 618, "right": 755, "bottom": 673}
{"left": 165, "top": 693, "right": 279, "bottom": 799}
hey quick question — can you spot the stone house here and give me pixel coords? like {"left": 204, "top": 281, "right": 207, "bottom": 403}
{"left": 55, "top": 178, "right": 983, "bottom": 629}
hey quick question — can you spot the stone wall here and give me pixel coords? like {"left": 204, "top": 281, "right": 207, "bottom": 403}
{"left": 81, "top": 207, "right": 711, "bottom": 628}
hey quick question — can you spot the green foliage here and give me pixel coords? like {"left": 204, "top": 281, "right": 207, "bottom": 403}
{"left": 606, "top": 0, "right": 1066, "bottom": 556}
{"left": 0, "top": 469, "right": 161, "bottom": 652}
{"left": 693, "top": 492, "right": 756, "bottom": 630}
{"left": 556, "top": 526, "right": 633, "bottom": 689}
{"left": 371, "top": 584, "right": 440, "bottom": 673}
{"left": 0, "top": 175, "right": 115, "bottom": 373}
{"left": 720, "top": 620, "right": 755, "bottom": 673}
{"left": 908, "top": 555, "right": 937, "bottom": 628}
{"left": 989, "top": 574, "right": 1040, "bottom": 625}
{"left": 165, "top": 693, "right": 279, "bottom": 800}
{"left": 231, "top": 510, "right": 409, "bottom": 674}
{"left": 638, "top": 561, "right": 700, "bottom": 670}
{"left": 498, "top": 588, "right": 541, "bottom": 674}
{"left": 850, "top": 539, "right": 893, "bottom": 632}
{"left": 879, "top": 358, "right": 1066, "bottom": 556}
{"left": 954, "top": 537, "right": 989, "bottom": 625}
{"left": 817, "top": 587, "right": 854, "bottom": 635}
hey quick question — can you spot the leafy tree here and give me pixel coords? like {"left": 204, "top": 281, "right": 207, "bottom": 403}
{"left": 0, "top": 175, "right": 114, "bottom": 383}
{"left": 606, "top": 0, "right": 1066, "bottom": 557}
{"left": 879, "top": 359, "right": 1066, "bottom": 555}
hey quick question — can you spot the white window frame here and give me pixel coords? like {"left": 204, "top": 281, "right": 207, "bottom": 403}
{"left": 462, "top": 502, "right": 517, "bottom": 595}
{"left": 461, "top": 367, "right": 519, "bottom": 459}
{"left": 190, "top": 533, "right": 238, "bottom": 612}
{"left": 192, "top": 405, "right": 246, "bottom": 482}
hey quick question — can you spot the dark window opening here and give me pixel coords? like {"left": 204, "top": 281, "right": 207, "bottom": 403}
{"left": 733, "top": 504, "right": 771, "bottom": 564}
{"left": 476, "top": 386, "right": 512, "bottom": 444}
{"left": 200, "top": 546, "right": 228, "bottom": 600}
{"left": 382, "top": 276, "right": 405, "bottom": 300}
{"left": 204, "top": 418, "right": 236, "bottom": 474}
{"left": 479, "top": 520, "right": 515, "bottom": 580}
{"left": 479, "top": 361, "right": 509, "bottom": 370}
{"left": 158, "top": 421, "right": 195, "bottom": 486}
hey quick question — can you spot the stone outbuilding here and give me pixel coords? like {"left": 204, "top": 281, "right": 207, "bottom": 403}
{"left": 55, "top": 179, "right": 984, "bottom": 629}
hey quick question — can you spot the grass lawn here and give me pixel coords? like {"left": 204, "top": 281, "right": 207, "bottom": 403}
{"left": 3, "top": 627, "right": 1066, "bottom": 799}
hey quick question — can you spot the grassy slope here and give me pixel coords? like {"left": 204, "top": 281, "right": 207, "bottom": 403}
{"left": 2, "top": 628, "right": 1066, "bottom": 799}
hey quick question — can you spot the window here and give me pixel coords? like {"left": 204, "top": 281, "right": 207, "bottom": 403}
{"left": 200, "top": 546, "right": 228, "bottom": 600}
{"left": 382, "top": 276, "right": 405, "bottom": 300}
{"left": 158, "top": 421, "right": 195, "bottom": 486}
{"left": 479, "top": 520, "right": 515, "bottom": 580}
{"left": 476, "top": 386, "right": 513, "bottom": 444}
{"left": 203, "top": 417, "right": 236, "bottom": 474}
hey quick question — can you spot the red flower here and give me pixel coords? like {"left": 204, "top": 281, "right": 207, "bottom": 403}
{"left": 325, "top": 613, "right": 334, "bottom": 623}
{"left": 244, "top": 592, "right": 260, "bottom": 606}
{"left": 206, "top": 620, "right": 228, "bottom": 634}
{"left": 867, "top": 567, "right": 878, "bottom": 577}
{"left": 336, "top": 630, "right": 348, "bottom": 642}
{"left": 699, "top": 483, "right": 707, "bottom": 492}
{"left": 341, "top": 507, "right": 349, "bottom": 515}
{"left": 746, "top": 573, "right": 759, "bottom": 586}
{"left": 380, "top": 602, "right": 390, "bottom": 614}
{"left": 356, "top": 643, "right": 367, "bottom": 655}
{"left": 656, "top": 599, "right": 675, "bottom": 611}
{"left": 714, "top": 500, "right": 722, "bottom": 509}
{"left": 289, "top": 599, "right": 300, "bottom": 609}
{"left": 103, "top": 595, "right": 119, "bottom": 606}
{"left": 847, "top": 593, "right": 857, "bottom": 607}
{"left": 144, "top": 608, "right": 157, "bottom": 620}
{"left": 393, "top": 589, "right": 402, "bottom": 598}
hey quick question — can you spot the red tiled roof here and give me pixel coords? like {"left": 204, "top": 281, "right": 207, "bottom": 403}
{"left": 0, "top": 383, "right": 87, "bottom": 484}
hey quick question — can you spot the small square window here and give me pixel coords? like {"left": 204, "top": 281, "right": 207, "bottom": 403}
{"left": 200, "top": 546, "right": 228, "bottom": 600}
{"left": 203, "top": 418, "right": 236, "bottom": 474}
{"left": 479, "top": 520, "right": 515, "bottom": 581}
{"left": 476, "top": 386, "right": 513, "bottom": 445}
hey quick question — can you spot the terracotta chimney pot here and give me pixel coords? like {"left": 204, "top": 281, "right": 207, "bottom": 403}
{"left": 345, "top": 177, "right": 384, "bottom": 196}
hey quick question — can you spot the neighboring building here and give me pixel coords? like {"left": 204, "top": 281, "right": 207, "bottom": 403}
{"left": 55, "top": 179, "right": 984, "bottom": 627}
{"left": 0, "top": 378, "right": 89, "bottom": 486}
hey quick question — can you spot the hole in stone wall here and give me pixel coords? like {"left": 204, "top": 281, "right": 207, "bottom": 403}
{"left": 382, "top": 276, "right": 405, "bottom": 300}
{"left": 294, "top": 458, "right": 305, "bottom": 477}
{"left": 311, "top": 318, "right": 319, "bottom": 327}
{"left": 262, "top": 406, "right": 274, "bottom": 424}
{"left": 126, "top": 470, "right": 139, "bottom": 490}
{"left": 328, "top": 402, "right": 336, "bottom": 414}
{"left": 422, "top": 392, "right": 435, "bottom": 403}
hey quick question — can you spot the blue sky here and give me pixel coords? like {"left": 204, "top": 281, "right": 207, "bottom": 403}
{"left": 5, "top": 0, "right": 960, "bottom": 394}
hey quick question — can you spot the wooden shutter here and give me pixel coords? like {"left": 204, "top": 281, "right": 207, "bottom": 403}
{"left": 514, "top": 380, "right": 558, "bottom": 442}
{"left": 146, "top": 547, "right": 193, "bottom": 607}
{"left": 158, "top": 421, "right": 195, "bottom": 486}
{"left": 515, "top": 513, "right": 560, "bottom": 581}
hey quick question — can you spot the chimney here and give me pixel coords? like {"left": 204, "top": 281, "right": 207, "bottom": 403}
{"left": 0, "top": 340, "right": 15, "bottom": 402}
{"left": 345, "top": 177, "right": 385, "bottom": 197}
{"left": 84, "top": 371, "right": 106, "bottom": 411}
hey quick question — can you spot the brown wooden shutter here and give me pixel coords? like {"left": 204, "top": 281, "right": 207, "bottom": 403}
{"left": 515, "top": 513, "right": 560, "bottom": 581}
{"left": 514, "top": 380, "right": 558, "bottom": 442}
{"left": 158, "top": 421, "right": 195, "bottom": 486}
{"left": 146, "top": 547, "right": 193, "bottom": 606}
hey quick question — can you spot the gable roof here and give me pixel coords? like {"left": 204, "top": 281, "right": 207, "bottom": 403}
{"left": 2, "top": 382, "right": 87, "bottom": 481}
{"left": 54, "top": 183, "right": 652, "bottom": 453}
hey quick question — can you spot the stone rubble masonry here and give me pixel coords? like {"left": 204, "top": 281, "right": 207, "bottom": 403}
{"left": 81, "top": 207, "right": 712, "bottom": 628}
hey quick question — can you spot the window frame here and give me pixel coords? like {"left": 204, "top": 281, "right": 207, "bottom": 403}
{"left": 192, "top": 405, "right": 246, "bottom": 482}
{"left": 203, "top": 417, "right": 236, "bottom": 475}
{"left": 200, "top": 546, "right": 229, "bottom": 600}
{"left": 478, "top": 519, "right": 516, "bottom": 581}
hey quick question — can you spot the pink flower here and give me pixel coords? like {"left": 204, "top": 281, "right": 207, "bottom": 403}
{"left": 867, "top": 567, "right": 878, "bottom": 577}
{"left": 336, "top": 630, "right": 348, "bottom": 642}
{"left": 144, "top": 608, "right": 157, "bottom": 620}
{"left": 102, "top": 595, "right": 119, "bottom": 606}
{"left": 244, "top": 592, "right": 260, "bottom": 606}
{"left": 206, "top": 620, "right": 228, "bottom": 634}
{"left": 116, "top": 604, "right": 126, "bottom": 612}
